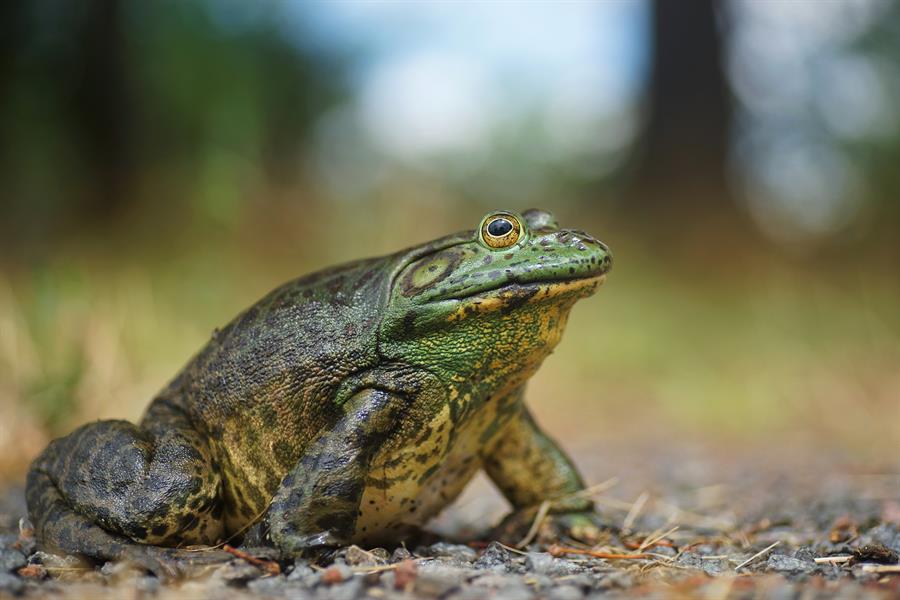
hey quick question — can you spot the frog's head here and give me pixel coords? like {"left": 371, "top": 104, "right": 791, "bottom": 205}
{"left": 381, "top": 209, "right": 611, "bottom": 380}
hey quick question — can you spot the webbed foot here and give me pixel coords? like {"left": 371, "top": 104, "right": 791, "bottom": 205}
{"left": 268, "top": 524, "right": 346, "bottom": 562}
{"left": 491, "top": 509, "right": 608, "bottom": 547}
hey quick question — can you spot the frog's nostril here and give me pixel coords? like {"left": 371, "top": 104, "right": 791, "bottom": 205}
{"left": 601, "top": 253, "right": 613, "bottom": 273}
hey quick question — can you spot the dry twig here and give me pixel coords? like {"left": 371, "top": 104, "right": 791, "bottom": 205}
{"left": 516, "top": 500, "right": 551, "bottom": 549}
{"left": 622, "top": 491, "right": 649, "bottom": 534}
{"left": 814, "top": 555, "right": 853, "bottom": 564}
{"left": 734, "top": 541, "right": 780, "bottom": 571}
{"left": 497, "top": 542, "right": 529, "bottom": 556}
{"left": 861, "top": 565, "right": 900, "bottom": 574}
{"left": 514, "top": 477, "right": 619, "bottom": 549}
{"left": 548, "top": 544, "right": 651, "bottom": 560}
{"left": 222, "top": 544, "right": 281, "bottom": 576}
{"left": 572, "top": 477, "right": 620, "bottom": 499}
{"left": 639, "top": 525, "right": 679, "bottom": 553}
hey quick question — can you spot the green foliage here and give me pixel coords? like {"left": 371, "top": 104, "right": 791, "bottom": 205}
{"left": 1, "top": 0, "right": 348, "bottom": 238}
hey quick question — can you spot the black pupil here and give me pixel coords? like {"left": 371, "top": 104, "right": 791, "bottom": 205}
{"left": 487, "top": 218, "right": 513, "bottom": 237}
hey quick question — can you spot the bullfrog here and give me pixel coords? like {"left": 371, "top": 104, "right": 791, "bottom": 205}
{"left": 26, "top": 208, "right": 612, "bottom": 566}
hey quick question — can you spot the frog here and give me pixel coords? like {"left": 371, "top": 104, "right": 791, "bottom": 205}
{"left": 26, "top": 208, "right": 612, "bottom": 568}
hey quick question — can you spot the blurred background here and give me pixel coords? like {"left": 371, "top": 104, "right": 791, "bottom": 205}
{"left": 1, "top": 0, "right": 898, "bottom": 484}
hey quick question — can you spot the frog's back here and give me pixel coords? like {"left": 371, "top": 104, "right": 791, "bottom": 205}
{"left": 181, "top": 256, "right": 390, "bottom": 416}
{"left": 158, "top": 256, "right": 392, "bottom": 526}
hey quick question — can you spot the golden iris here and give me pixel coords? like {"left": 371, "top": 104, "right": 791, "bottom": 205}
{"left": 481, "top": 213, "right": 522, "bottom": 248}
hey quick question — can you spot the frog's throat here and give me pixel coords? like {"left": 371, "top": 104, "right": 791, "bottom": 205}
{"left": 447, "top": 274, "right": 605, "bottom": 319}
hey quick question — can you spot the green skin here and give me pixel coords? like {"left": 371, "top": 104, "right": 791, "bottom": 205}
{"left": 26, "top": 208, "right": 612, "bottom": 565}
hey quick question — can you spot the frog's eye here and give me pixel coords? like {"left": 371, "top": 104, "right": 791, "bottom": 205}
{"left": 481, "top": 213, "right": 522, "bottom": 249}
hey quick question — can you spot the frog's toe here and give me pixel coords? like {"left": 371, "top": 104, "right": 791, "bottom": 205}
{"left": 488, "top": 509, "right": 540, "bottom": 545}
{"left": 118, "top": 546, "right": 234, "bottom": 581}
{"left": 490, "top": 510, "right": 610, "bottom": 547}
{"left": 238, "top": 520, "right": 272, "bottom": 548}
{"left": 271, "top": 529, "right": 345, "bottom": 561}
{"left": 117, "top": 546, "right": 183, "bottom": 581}
{"left": 551, "top": 512, "right": 607, "bottom": 544}
{"left": 281, "top": 540, "right": 340, "bottom": 565}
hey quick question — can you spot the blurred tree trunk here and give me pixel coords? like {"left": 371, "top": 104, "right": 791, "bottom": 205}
{"left": 0, "top": 1, "right": 23, "bottom": 184}
{"left": 628, "top": 0, "right": 752, "bottom": 246}
{"left": 71, "top": 0, "right": 135, "bottom": 221}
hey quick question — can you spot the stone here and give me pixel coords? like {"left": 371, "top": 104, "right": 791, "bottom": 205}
{"left": 420, "top": 542, "right": 478, "bottom": 562}
{"left": 320, "top": 561, "right": 354, "bottom": 585}
{"left": 212, "top": 560, "right": 262, "bottom": 585}
{"left": 862, "top": 523, "right": 900, "bottom": 554}
{"left": 323, "top": 577, "right": 363, "bottom": 600}
{"left": 345, "top": 545, "right": 386, "bottom": 567}
{"left": 548, "top": 584, "right": 584, "bottom": 600}
{"left": 391, "top": 546, "right": 413, "bottom": 562}
{"left": 134, "top": 576, "right": 161, "bottom": 595}
{"left": 414, "top": 564, "right": 473, "bottom": 596}
{"left": 287, "top": 561, "right": 316, "bottom": 582}
{"left": 0, "top": 545, "right": 26, "bottom": 573}
{"left": 766, "top": 553, "right": 815, "bottom": 573}
{"left": 0, "top": 572, "right": 24, "bottom": 596}
{"left": 471, "top": 573, "right": 534, "bottom": 600}
{"left": 676, "top": 551, "right": 728, "bottom": 576}
{"left": 473, "top": 542, "right": 517, "bottom": 573}
{"left": 524, "top": 552, "right": 583, "bottom": 576}
{"left": 247, "top": 575, "right": 303, "bottom": 597}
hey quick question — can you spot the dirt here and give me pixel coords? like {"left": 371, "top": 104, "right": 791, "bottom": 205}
{"left": 1, "top": 442, "right": 897, "bottom": 599}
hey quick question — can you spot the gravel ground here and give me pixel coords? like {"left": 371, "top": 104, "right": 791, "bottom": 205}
{"left": 1, "top": 443, "right": 898, "bottom": 599}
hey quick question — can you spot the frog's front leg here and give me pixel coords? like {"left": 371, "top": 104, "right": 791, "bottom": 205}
{"left": 267, "top": 388, "right": 407, "bottom": 557}
{"left": 481, "top": 400, "right": 596, "bottom": 542}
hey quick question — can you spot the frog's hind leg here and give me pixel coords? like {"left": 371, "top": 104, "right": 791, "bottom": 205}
{"left": 25, "top": 400, "right": 225, "bottom": 565}
{"left": 26, "top": 461, "right": 176, "bottom": 575}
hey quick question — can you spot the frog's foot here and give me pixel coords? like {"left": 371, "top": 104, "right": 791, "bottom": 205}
{"left": 25, "top": 417, "right": 227, "bottom": 579}
{"left": 25, "top": 462, "right": 211, "bottom": 581}
{"left": 490, "top": 510, "right": 608, "bottom": 547}
{"left": 267, "top": 389, "right": 410, "bottom": 562}
{"left": 268, "top": 527, "right": 345, "bottom": 563}
{"left": 549, "top": 512, "right": 608, "bottom": 544}
{"left": 115, "top": 546, "right": 185, "bottom": 580}
{"left": 122, "top": 546, "right": 236, "bottom": 580}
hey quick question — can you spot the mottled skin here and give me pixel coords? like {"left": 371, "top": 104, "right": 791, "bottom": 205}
{"left": 26, "top": 208, "right": 612, "bottom": 565}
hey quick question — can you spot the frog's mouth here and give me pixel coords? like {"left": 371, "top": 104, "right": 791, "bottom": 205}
{"left": 443, "top": 274, "right": 606, "bottom": 315}
{"left": 529, "top": 274, "right": 607, "bottom": 298}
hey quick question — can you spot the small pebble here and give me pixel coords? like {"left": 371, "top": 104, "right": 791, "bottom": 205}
{"left": 345, "top": 544, "right": 386, "bottom": 567}
{"left": 548, "top": 584, "right": 584, "bottom": 600}
{"left": 524, "top": 552, "right": 582, "bottom": 576}
{"left": 0, "top": 544, "right": 26, "bottom": 573}
{"left": 287, "top": 561, "right": 316, "bottom": 584}
{"left": 324, "top": 577, "right": 363, "bottom": 600}
{"left": 321, "top": 561, "right": 353, "bottom": 585}
{"left": 391, "top": 546, "right": 413, "bottom": 562}
{"left": 420, "top": 542, "right": 477, "bottom": 563}
{"left": 414, "top": 564, "right": 470, "bottom": 596}
{"left": 212, "top": 561, "right": 262, "bottom": 585}
{"left": 134, "top": 576, "right": 161, "bottom": 594}
{"left": 473, "top": 542, "right": 516, "bottom": 573}
{"left": 0, "top": 572, "right": 24, "bottom": 595}
{"left": 247, "top": 575, "right": 289, "bottom": 595}
{"left": 470, "top": 573, "right": 535, "bottom": 600}
{"left": 766, "top": 553, "right": 815, "bottom": 573}
{"left": 676, "top": 551, "right": 728, "bottom": 576}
